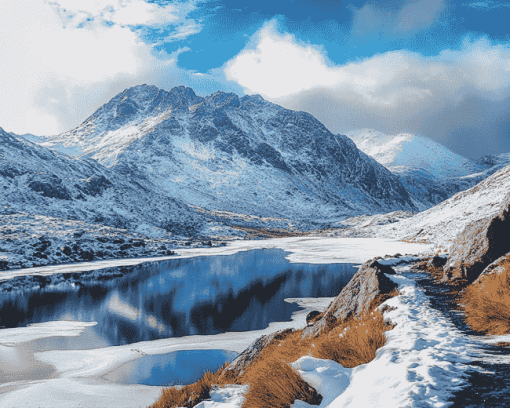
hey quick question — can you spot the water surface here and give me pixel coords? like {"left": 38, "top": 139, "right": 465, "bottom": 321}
{"left": 0, "top": 249, "right": 357, "bottom": 348}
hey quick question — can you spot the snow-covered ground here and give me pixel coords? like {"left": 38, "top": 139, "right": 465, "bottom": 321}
{"left": 327, "top": 163, "right": 510, "bottom": 251}
{"left": 0, "top": 238, "right": 432, "bottom": 408}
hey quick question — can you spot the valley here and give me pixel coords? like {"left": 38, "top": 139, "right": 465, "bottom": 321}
{"left": 1, "top": 85, "right": 510, "bottom": 408}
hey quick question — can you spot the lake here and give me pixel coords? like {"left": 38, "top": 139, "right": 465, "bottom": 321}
{"left": 0, "top": 249, "right": 357, "bottom": 348}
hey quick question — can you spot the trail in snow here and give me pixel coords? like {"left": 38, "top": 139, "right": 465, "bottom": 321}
{"left": 291, "top": 261, "right": 510, "bottom": 408}
{"left": 411, "top": 273, "right": 510, "bottom": 407}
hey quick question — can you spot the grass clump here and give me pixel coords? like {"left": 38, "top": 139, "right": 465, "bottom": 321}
{"left": 150, "top": 367, "right": 227, "bottom": 408}
{"left": 242, "top": 359, "right": 322, "bottom": 408}
{"left": 461, "top": 258, "right": 510, "bottom": 335}
{"left": 312, "top": 309, "right": 393, "bottom": 368}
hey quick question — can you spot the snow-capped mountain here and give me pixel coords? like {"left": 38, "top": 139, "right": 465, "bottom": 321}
{"left": 347, "top": 129, "right": 481, "bottom": 178}
{"left": 33, "top": 85, "right": 417, "bottom": 221}
{"left": 347, "top": 129, "right": 507, "bottom": 210}
{"left": 0, "top": 127, "right": 200, "bottom": 237}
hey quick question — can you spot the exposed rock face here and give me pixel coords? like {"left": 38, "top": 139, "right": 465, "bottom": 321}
{"left": 442, "top": 195, "right": 510, "bottom": 283}
{"left": 222, "top": 329, "right": 293, "bottom": 377}
{"left": 33, "top": 84, "right": 417, "bottom": 222}
{"left": 306, "top": 260, "right": 398, "bottom": 335}
{"left": 222, "top": 259, "right": 398, "bottom": 377}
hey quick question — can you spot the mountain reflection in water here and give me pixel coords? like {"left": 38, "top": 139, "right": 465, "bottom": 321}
{"left": 0, "top": 249, "right": 357, "bottom": 347}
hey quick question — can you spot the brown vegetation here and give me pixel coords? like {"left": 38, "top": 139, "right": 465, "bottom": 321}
{"left": 460, "top": 255, "right": 510, "bottom": 335}
{"left": 151, "top": 298, "right": 396, "bottom": 408}
{"left": 150, "top": 366, "right": 227, "bottom": 408}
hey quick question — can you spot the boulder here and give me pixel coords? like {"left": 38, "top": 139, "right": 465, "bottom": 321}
{"left": 222, "top": 329, "right": 293, "bottom": 377}
{"left": 442, "top": 195, "right": 510, "bottom": 283}
{"left": 305, "top": 260, "right": 398, "bottom": 336}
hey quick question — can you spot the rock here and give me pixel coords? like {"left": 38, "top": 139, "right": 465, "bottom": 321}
{"left": 306, "top": 310, "right": 321, "bottom": 325}
{"left": 120, "top": 243, "right": 131, "bottom": 251}
{"left": 80, "top": 250, "right": 94, "bottom": 261}
{"left": 33, "top": 251, "right": 47, "bottom": 259}
{"left": 427, "top": 255, "right": 447, "bottom": 269}
{"left": 113, "top": 239, "right": 124, "bottom": 244}
{"left": 28, "top": 174, "right": 71, "bottom": 200}
{"left": 305, "top": 260, "right": 398, "bottom": 336}
{"left": 442, "top": 195, "right": 510, "bottom": 283}
{"left": 0, "top": 260, "right": 8, "bottom": 270}
{"left": 61, "top": 246, "right": 72, "bottom": 256}
{"left": 222, "top": 329, "right": 293, "bottom": 377}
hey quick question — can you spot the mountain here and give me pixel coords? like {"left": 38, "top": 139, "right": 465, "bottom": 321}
{"left": 347, "top": 129, "right": 507, "bottom": 210}
{"left": 335, "top": 163, "right": 510, "bottom": 249}
{"left": 0, "top": 126, "right": 200, "bottom": 237}
{"left": 32, "top": 85, "right": 417, "bottom": 222}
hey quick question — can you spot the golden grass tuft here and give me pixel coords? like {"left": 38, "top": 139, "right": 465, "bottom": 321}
{"left": 242, "top": 359, "right": 322, "bottom": 408}
{"left": 312, "top": 309, "right": 393, "bottom": 368}
{"left": 461, "top": 260, "right": 510, "bottom": 335}
{"left": 149, "top": 366, "right": 228, "bottom": 408}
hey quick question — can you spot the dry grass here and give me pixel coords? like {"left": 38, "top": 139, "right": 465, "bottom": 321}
{"left": 150, "top": 366, "right": 229, "bottom": 408}
{"left": 461, "top": 261, "right": 510, "bottom": 335}
{"left": 151, "top": 294, "right": 397, "bottom": 408}
{"left": 312, "top": 309, "right": 393, "bottom": 368}
{"left": 242, "top": 359, "right": 322, "bottom": 408}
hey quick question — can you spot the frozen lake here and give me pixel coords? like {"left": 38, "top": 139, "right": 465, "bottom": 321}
{"left": 0, "top": 249, "right": 357, "bottom": 349}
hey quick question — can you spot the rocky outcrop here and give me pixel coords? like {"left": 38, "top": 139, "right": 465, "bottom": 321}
{"left": 222, "top": 329, "right": 293, "bottom": 377}
{"left": 305, "top": 260, "right": 398, "bottom": 335}
{"left": 441, "top": 195, "right": 510, "bottom": 283}
{"left": 221, "top": 258, "right": 398, "bottom": 379}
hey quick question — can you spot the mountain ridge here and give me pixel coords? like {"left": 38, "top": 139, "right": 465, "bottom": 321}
{"left": 30, "top": 84, "right": 418, "bottom": 222}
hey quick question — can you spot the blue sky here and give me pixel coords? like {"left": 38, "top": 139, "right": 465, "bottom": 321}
{"left": 1, "top": 0, "right": 510, "bottom": 157}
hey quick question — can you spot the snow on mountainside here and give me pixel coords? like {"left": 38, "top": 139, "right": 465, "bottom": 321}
{"left": 347, "top": 129, "right": 477, "bottom": 178}
{"left": 0, "top": 127, "right": 201, "bottom": 237}
{"left": 33, "top": 85, "right": 417, "bottom": 221}
{"left": 347, "top": 129, "right": 506, "bottom": 210}
{"left": 334, "top": 163, "right": 510, "bottom": 249}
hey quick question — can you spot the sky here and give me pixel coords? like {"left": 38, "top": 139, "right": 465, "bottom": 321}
{"left": 1, "top": 0, "right": 510, "bottom": 158}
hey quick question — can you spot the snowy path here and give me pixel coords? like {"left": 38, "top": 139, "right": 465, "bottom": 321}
{"left": 292, "top": 263, "right": 510, "bottom": 408}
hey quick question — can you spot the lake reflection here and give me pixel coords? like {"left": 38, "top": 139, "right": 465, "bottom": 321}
{"left": 0, "top": 249, "right": 357, "bottom": 347}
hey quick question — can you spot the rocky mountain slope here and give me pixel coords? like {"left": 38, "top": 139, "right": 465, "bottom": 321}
{"left": 0, "top": 127, "right": 201, "bottom": 237}
{"left": 332, "top": 163, "right": 510, "bottom": 250}
{"left": 32, "top": 85, "right": 417, "bottom": 222}
{"left": 347, "top": 129, "right": 510, "bottom": 210}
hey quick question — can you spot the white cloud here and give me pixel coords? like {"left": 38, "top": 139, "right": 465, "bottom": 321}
{"left": 226, "top": 22, "right": 510, "bottom": 102}
{"left": 225, "top": 21, "right": 340, "bottom": 98}
{"left": 48, "top": 0, "right": 183, "bottom": 26}
{"left": 464, "top": 1, "right": 510, "bottom": 10}
{"left": 349, "top": 0, "right": 447, "bottom": 39}
{"left": 225, "top": 23, "right": 510, "bottom": 157}
{"left": 0, "top": 0, "right": 202, "bottom": 135}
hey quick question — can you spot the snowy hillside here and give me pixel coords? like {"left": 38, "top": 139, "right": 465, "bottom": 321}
{"left": 0, "top": 127, "right": 201, "bottom": 238}
{"left": 347, "top": 129, "right": 507, "bottom": 210}
{"left": 347, "top": 129, "right": 477, "bottom": 178}
{"left": 32, "top": 85, "right": 417, "bottom": 222}
{"left": 333, "top": 163, "right": 510, "bottom": 249}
